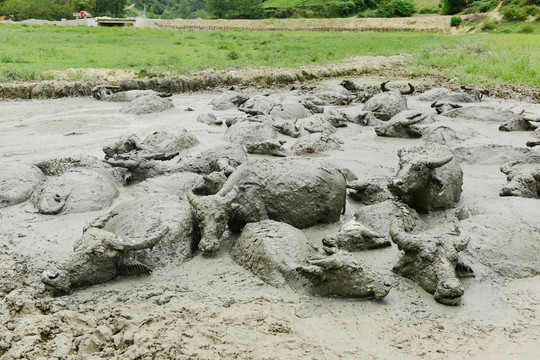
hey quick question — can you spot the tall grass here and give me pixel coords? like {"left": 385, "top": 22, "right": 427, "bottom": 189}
{"left": 0, "top": 24, "right": 538, "bottom": 86}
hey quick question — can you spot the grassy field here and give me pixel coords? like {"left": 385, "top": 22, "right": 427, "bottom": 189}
{"left": 0, "top": 23, "right": 538, "bottom": 86}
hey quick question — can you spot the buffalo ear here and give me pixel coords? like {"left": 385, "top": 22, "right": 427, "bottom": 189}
{"left": 117, "top": 257, "right": 152, "bottom": 276}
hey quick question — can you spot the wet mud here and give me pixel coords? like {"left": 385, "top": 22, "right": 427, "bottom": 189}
{"left": 1, "top": 79, "right": 539, "bottom": 359}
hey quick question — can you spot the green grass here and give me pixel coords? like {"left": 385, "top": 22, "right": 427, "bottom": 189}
{"left": 0, "top": 24, "right": 538, "bottom": 86}
{"left": 481, "top": 20, "right": 540, "bottom": 34}
{"left": 413, "top": 0, "right": 440, "bottom": 10}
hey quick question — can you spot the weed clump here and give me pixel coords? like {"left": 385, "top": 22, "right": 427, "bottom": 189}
{"left": 481, "top": 20, "right": 499, "bottom": 31}
{"left": 227, "top": 50, "right": 239, "bottom": 60}
{"left": 519, "top": 24, "right": 534, "bottom": 33}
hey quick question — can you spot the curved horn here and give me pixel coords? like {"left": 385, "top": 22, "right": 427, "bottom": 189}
{"left": 399, "top": 113, "right": 424, "bottom": 126}
{"left": 360, "top": 227, "right": 385, "bottom": 239}
{"left": 103, "top": 226, "right": 169, "bottom": 251}
{"left": 104, "top": 158, "right": 140, "bottom": 169}
{"left": 400, "top": 83, "right": 415, "bottom": 95}
{"left": 460, "top": 85, "right": 473, "bottom": 91}
{"left": 425, "top": 155, "right": 453, "bottom": 169}
{"left": 380, "top": 80, "right": 391, "bottom": 92}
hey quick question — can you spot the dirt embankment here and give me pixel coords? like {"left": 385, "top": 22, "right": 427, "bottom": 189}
{"left": 153, "top": 16, "right": 456, "bottom": 33}
{"left": 0, "top": 56, "right": 538, "bottom": 102}
{"left": 0, "top": 56, "right": 406, "bottom": 100}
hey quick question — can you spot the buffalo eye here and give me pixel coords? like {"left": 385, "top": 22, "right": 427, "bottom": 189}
{"left": 413, "top": 165, "right": 424, "bottom": 172}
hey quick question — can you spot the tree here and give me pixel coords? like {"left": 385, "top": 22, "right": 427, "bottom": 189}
{"left": 206, "top": 0, "right": 229, "bottom": 18}
{"left": 0, "top": 0, "right": 72, "bottom": 20}
{"left": 73, "top": 0, "right": 95, "bottom": 11}
{"left": 178, "top": 0, "right": 192, "bottom": 18}
{"left": 93, "top": 0, "right": 128, "bottom": 17}
{"left": 232, "top": 0, "right": 264, "bottom": 18}
{"left": 441, "top": 0, "right": 466, "bottom": 14}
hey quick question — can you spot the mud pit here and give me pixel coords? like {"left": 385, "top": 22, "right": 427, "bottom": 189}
{"left": 1, "top": 80, "right": 540, "bottom": 359}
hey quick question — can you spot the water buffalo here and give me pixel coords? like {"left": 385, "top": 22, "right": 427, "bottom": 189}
{"left": 499, "top": 113, "right": 538, "bottom": 132}
{"left": 231, "top": 220, "right": 391, "bottom": 299}
{"left": 499, "top": 161, "right": 540, "bottom": 198}
{"left": 374, "top": 111, "right": 433, "bottom": 138}
{"left": 30, "top": 156, "right": 126, "bottom": 215}
{"left": 41, "top": 194, "right": 198, "bottom": 293}
{"left": 362, "top": 81, "right": 412, "bottom": 121}
{"left": 388, "top": 143, "right": 463, "bottom": 213}
{"left": 417, "top": 86, "right": 487, "bottom": 103}
{"left": 0, "top": 162, "right": 45, "bottom": 209}
{"left": 322, "top": 220, "right": 390, "bottom": 252}
{"left": 390, "top": 223, "right": 469, "bottom": 305}
{"left": 187, "top": 158, "right": 348, "bottom": 253}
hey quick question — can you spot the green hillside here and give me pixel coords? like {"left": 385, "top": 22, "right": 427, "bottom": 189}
{"left": 413, "top": 0, "right": 440, "bottom": 9}
{"left": 263, "top": 0, "right": 440, "bottom": 10}
{"left": 263, "top": 0, "right": 323, "bottom": 9}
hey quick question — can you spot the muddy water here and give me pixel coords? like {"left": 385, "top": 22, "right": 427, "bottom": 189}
{"left": 1, "top": 81, "right": 539, "bottom": 359}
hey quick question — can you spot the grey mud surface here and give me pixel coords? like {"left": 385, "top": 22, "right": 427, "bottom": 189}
{"left": 1, "top": 78, "right": 540, "bottom": 359}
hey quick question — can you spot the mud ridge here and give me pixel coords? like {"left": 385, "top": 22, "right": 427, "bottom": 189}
{"left": 0, "top": 56, "right": 538, "bottom": 102}
{"left": 0, "top": 56, "right": 407, "bottom": 100}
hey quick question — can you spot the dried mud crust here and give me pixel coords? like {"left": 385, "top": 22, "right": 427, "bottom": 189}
{"left": 0, "top": 58, "right": 537, "bottom": 103}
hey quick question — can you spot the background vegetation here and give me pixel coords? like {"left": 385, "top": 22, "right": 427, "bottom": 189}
{"left": 0, "top": 24, "right": 537, "bottom": 86}
{"left": 0, "top": 0, "right": 538, "bottom": 20}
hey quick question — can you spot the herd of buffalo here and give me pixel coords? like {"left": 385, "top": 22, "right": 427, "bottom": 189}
{"left": 2, "top": 79, "right": 539, "bottom": 306}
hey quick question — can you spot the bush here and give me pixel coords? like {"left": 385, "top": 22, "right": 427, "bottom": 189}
{"left": 465, "top": 0, "right": 498, "bottom": 13}
{"left": 481, "top": 19, "right": 499, "bottom": 30}
{"left": 360, "top": 0, "right": 415, "bottom": 17}
{"left": 451, "top": 15, "right": 463, "bottom": 26}
{"left": 519, "top": 24, "right": 534, "bottom": 32}
{"left": 441, "top": 0, "right": 466, "bottom": 14}
{"left": 386, "top": 0, "right": 416, "bottom": 16}
{"left": 418, "top": 6, "right": 440, "bottom": 14}
{"left": 501, "top": 6, "right": 528, "bottom": 21}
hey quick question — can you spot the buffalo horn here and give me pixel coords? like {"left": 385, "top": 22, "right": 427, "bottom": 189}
{"left": 425, "top": 155, "right": 453, "bottom": 169}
